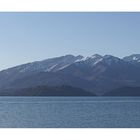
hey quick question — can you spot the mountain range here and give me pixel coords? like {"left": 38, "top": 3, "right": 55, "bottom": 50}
{"left": 0, "top": 54, "right": 140, "bottom": 96}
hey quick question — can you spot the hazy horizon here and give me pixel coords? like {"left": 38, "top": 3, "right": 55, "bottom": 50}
{"left": 0, "top": 12, "right": 140, "bottom": 70}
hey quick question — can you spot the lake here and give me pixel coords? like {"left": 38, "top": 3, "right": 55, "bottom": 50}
{"left": 0, "top": 97, "right": 140, "bottom": 128}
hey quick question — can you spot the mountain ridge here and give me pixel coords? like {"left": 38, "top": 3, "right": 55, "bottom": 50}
{"left": 0, "top": 53, "right": 140, "bottom": 96}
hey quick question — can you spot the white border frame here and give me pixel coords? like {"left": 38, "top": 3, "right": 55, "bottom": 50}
{"left": 0, "top": 0, "right": 140, "bottom": 11}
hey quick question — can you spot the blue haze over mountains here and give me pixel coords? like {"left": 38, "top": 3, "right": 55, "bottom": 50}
{"left": 0, "top": 54, "right": 140, "bottom": 96}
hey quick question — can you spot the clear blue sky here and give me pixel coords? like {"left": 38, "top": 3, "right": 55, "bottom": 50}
{"left": 0, "top": 12, "right": 140, "bottom": 70}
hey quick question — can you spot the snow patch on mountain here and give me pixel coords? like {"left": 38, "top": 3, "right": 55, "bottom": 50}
{"left": 75, "top": 56, "right": 88, "bottom": 62}
{"left": 133, "top": 57, "right": 138, "bottom": 61}
{"left": 93, "top": 58, "right": 103, "bottom": 65}
{"left": 57, "top": 64, "right": 71, "bottom": 70}
{"left": 45, "top": 64, "right": 58, "bottom": 72}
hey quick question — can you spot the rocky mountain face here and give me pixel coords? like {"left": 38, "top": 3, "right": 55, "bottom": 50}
{"left": 0, "top": 54, "right": 140, "bottom": 95}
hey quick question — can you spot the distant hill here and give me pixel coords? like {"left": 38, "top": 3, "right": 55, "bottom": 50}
{"left": 0, "top": 85, "right": 95, "bottom": 96}
{"left": 105, "top": 87, "right": 140, "bottom": 96}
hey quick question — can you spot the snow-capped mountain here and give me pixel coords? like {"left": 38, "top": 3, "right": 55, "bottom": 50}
{"left": 0, "top": 54, "right": 83, "bottom": 88}
{"left": 74, "top": 54, "right": 103, "bottom": 66}
{"left": 123, "top": 54, "right": 140, "bottom": 63}
{"left": 4, "top": 54, "right": 83, "bottom": 73}
{"left": 0, "top": 54, "right": 140, "bottom": 95}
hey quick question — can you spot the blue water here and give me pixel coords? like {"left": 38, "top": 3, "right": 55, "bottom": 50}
{"left": 0, "top": 97, "right": 140, "bottom": 128}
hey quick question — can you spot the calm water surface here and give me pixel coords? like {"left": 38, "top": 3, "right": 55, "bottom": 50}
{"left": 0, "top": 97, "right": 140, "bottom": 128}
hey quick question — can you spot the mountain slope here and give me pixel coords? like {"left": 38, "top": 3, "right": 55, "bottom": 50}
{"left": 0, "top": 55, "right": 83, "bottom": 88}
